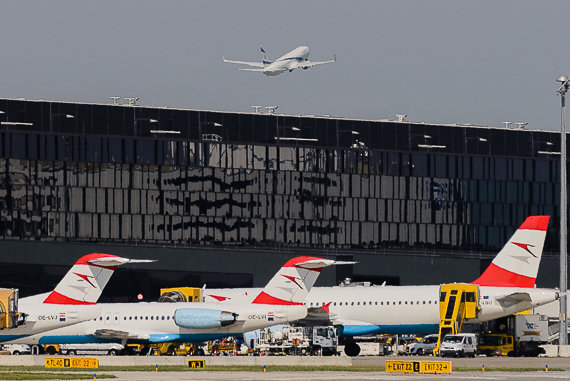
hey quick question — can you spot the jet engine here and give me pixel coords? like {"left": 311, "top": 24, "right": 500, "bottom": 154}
{"left": 174, "top": 308, "right": 236, "bottom": 329}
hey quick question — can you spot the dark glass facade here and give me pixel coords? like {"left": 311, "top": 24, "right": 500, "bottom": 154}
{"left": 0, "top": 98, "right": 563, "bottom": 258}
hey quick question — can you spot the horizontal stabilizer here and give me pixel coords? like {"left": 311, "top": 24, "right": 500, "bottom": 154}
{"left": 496, "top": 292, "right": 532, "bottom": 304}
{"left": 294, "top": 259, "right": 357, "bottom": 269}
{"left": 87, "top": 257, "right": 156, "bottom": 267}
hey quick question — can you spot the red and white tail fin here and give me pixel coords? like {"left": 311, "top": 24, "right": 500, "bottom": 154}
{"left": 43, "top": 253, "right": 155, "bottom": 305}
{"left": 472, "top": 215, "right": 550, "bottom": 288}
{"left": 252, "top": 256, "right": 353, "bottom": 305}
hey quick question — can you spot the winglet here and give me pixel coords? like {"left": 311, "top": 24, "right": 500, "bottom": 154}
{"left": 472, "top": 216, "right": 550, "bottom": 288}
{"left": 43, "top": 253, "right": 155, "bottom": 305}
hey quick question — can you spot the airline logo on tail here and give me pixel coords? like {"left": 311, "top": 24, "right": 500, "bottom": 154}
{"left": 511, "top": 242, "right": 537, "bottom": 259}
{"left": 43, "top": 253, "right": 155, "bottom": 305}
{"left": 473, "top": 216, "right": 550, "bottom": 288}
{"left": 252, "top": 256, "right": 353, "bottom": 305}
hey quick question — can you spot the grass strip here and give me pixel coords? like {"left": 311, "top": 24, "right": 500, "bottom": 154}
{"left": 0, "top": 373, "right": 114, "bottom": 380}
{"left": 0, "top": 365, "right": 563, "bottom": 372}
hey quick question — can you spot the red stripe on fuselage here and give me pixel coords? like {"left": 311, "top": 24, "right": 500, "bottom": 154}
{"left": 252, "top": 291, "right": 303, "bottom": 305}
{"left": 472, "top": 263, "right": 535, "bottom": 288}
{"left": 43, "top": 291, "right": 96, "bottom": 305}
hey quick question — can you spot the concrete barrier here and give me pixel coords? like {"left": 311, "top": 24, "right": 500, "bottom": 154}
{"left": 0, "top": 354, "right": 352, "bottom": 367}
{"left": 541, "top": 345, "right": 559, "bottom": 357}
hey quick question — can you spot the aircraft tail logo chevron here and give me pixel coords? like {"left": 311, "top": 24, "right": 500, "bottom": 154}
{"left": 43, "top": 253, "right": 155, "bottom": 305}
{"left": 472, "top": 215, "right": 550, "bottom": 288}
{"left": 252, "top": 256, "right": 352, "bottom": 306}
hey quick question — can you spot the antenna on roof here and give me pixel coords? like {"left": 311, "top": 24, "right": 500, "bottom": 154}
{"left": 501, "top": 121, "right": 512, "bottom": 129}
{"left": 125, "top": 97, "right": 139, "bottom": 106}
{"left": 251, "top": 105, "right": 262, "bottom": 113}
{"left": 515, "top": 122, "right": 528, "bottom": 130}
{"left": 265, "top": 106, "right": 278, "bottom": 114}
{"left": 110, "top": 96, "right": 121, "bottom": 105}
{"left": 395, "top": 114, "right": 407, "bottom": 122}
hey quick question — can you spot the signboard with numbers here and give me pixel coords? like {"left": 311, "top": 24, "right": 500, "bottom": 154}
{"left": 188, "top": 359, "right": 206, "bottom": 368}
{"left": 385, "top": 360, "right": 451, "bottom": 374}
{"left": 45, "top": 357, "right": 98, "bottom": 369}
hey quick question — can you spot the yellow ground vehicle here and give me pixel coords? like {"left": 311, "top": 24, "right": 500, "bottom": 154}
{"left": 158, "top": 288, "right": 202, "bottom": 303}
{"left": 478, "top": 334, "right": 514, "bottom": 356}
{"left": 0, "top": 289, "right": 18, "bottom": 329}
{"left": 208, "top": 340, "right": 238, "bottom": 355}
{"left": 150, "top": 342, "right": 204, "bottom": 356}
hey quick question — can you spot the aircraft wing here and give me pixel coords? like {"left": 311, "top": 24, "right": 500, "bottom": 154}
{"left": 88, "top": 328, "right": 149, "bottom": 340}
{"left": 238, "top": 68, "right": 266, "bottom": 72}
{"left": 298, "top": 54, "right": 336, "bottom": 68}
{"left": 222, "top": 57, "right": 265, "bottom": 68}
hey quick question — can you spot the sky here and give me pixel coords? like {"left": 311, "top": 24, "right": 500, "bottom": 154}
{"left": 2, "top": 1, "right": 570, "bottom": 131}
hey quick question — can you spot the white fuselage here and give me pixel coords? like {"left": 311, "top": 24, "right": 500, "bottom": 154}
{"left": 8, "top": 301, "right": 306, "bottom": 345}
{"left": 263, "top": 46, "right": 310, "bottom": 76}
{"left": 0, "top": 293, "right": 101, "bottom": 343}
{"left": 205, "top": 285, "right": 558, "bottom": 336}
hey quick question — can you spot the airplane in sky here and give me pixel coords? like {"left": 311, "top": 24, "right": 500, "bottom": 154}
{"left": 203, "top": 216, "right": 559, "bottom": 356}
{"left": 0, "top": 253, "right": 153, "bottom": 343}
{"left": 8, "top": 256, "right": 349, "bottom": 349}
{"left": 223, "top": 46, "right": 335, "bottom": 76}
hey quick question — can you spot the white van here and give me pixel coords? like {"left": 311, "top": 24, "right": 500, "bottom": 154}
{"left": 439, "top": 333, "right": 477, "bottom": 357}
{"left": 59, "top": 343, "right": 124, "bottom": 356}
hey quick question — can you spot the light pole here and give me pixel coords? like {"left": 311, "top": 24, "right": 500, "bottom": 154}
{"left": 557, "top": 75, "right": 570, "bottom": 348}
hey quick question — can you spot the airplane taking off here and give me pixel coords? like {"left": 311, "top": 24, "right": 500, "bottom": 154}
{"left": 8, "top": 256, "right": 350, "bottom": 348}
{"left": 0, "top": 253, "right": 153, "bottom": 343}
{"left": 204, "top": 216, "right": 559, "bottom": 356}
{"left": 223, "top": 46, "right": 335, "bottom": 76}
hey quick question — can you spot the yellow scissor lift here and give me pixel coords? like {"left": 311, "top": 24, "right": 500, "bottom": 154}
{"left": 434, "top": 283, "right": 480, "bottom": 354}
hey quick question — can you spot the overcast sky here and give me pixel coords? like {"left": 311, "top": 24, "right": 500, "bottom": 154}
{"left": 2, "top": 1, "right": 570, "bottom": 131}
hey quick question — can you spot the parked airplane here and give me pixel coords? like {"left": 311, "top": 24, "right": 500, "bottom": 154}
{"left": 204, "top": 216, "right": 559, "bottom": 356}
{"left": 0, "top": 253, "right": 153, "bottom": 343}
{"left": 223, "top": 46, "right": 335, "bottom": 76}
{"left": 8, "top": 256, "right": 348, "bottom": 349}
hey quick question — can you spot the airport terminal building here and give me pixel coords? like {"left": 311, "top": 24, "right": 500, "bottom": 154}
{"left": 0, "top": 98, "right": 564, "bottom": 300}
